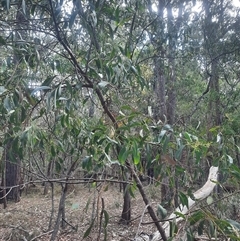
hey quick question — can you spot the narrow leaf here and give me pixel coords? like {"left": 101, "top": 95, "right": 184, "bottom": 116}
{"left": 83, "top": 220, "right": 94, "bottom": 238}
{"left": 103, "top": 210, "right": 109, "bottom": 228}
{"left": 22, "top": 0, "right": 26, "bottom": 15}
{"left": 0, "top": 36, "right": 6, "bottom": 45}
{"left": 31, "top": 86, "right": 51, "bottom": 96}
{"left": 98, "top": 81, "right": 110, "bottom": 88}
{"left": 0, "top": 86, "right": 7, "bottom": 95}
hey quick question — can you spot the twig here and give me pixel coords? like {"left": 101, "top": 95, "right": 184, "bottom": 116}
{"left": 135, "top": 204, "right": 150, "bottom": 239}
{"left": 30, "top": 230, "right": 53, "bottom": 241}
{"left": 62, "top": 218, "right": 77, "bottom": 231}
{"left": 0, "top": 187, "right": 13, "bottom": 200}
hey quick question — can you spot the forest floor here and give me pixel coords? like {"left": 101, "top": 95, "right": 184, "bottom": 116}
{"left": 0, "top": 182, "right": 162, "bottom": 241}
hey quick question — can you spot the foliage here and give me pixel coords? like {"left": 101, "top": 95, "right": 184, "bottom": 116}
{"left": 0, "top": 0, "right": 240, "bottom": 240}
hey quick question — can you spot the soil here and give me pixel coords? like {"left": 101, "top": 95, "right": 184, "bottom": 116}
{"left": 0, "top": 183, "right": 162, "bottom": 241}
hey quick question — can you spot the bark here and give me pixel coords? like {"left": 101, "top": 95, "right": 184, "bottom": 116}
{"left": 0, "top": 140, "right": 21, "bottom": 204}
{"left": 1, "top": 0, "right": 29, "bottom": 205}
{"left": 0, "top": 147, "right": 7, "bottom": 208}
{"left": 50, "top": 183, "right": 67, "bottom": 241}
{"left": 153, "top": 58, "right": 167, "bottom": 122}
{"left": 153, "top": 0, "right": 167, "bottom": 122}
{"left": 5, "top": 157, "right": 21, "bottom": 202}
{"left": 120, "top": 170, "right": 131, "bottom": 224}
{"left": 166, "top": 4, "right": 177, "bottom": 126}
{"left": 44, "top": 160, "right": 54, "bottom": 195}
{"left": 48, "top": 182, "right": 54, "bottom": 231}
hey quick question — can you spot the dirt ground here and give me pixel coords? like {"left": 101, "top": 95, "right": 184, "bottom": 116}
{"left": 0, "top": 183, "right": 161, "bottom": 241}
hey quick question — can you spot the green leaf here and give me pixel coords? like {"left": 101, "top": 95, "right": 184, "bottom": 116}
{"left": 169, "top": 221, "right": 178, "bottom": 237}
{"left": 82, "top": 156, "right": 92, "bottom": 171}
{"left": 179, "top": 192, "right": 189, "bottom": 208}
{"left": 98, "top": 81, "right": 110, "bottom": 88}
{"left": 183, "top": 132, "right": 192, "bottom": 142}
{"left": 186, "top": 229, "right": 194, "bottom": 241}
{"left": 83, "top": 220, "right": 94, "bottom": 238}
{"left": 118, "top": 146, "right": 128, "bottom": 164}
{"left": 30, "top": 4, "right": 36, "bottom": 15}
{"left": 41, "top": 76, "right": 56, "bottom": 86}
{"left": 128, "top": 184, "right": 135, "bottom": 198}
{"left": 12, "top": 137, "right": 19, "bottom": 152}
{"left": 133, "top": 142, "right": 140, "bottom": 165}
{"left": 0, "top": 36, "right": 6, "bottom": 45}
{"left": 4, "top": 96, "right": 13, "bottom": 112}
{"left": 208, "top": 220, "right": 215, "bottom": 237}
{"left": 226, "top": 155, "right": 233, "bottom": 164}
{"left": 51, "top": 145, "right": 56, "bottom": 157}
{"left": 227, "top": 219, "right": 240, "bottom": 230}
{"left": 103, "top": 210, "right": 109, "bottom": 228}
{"left": 0, "top": 86, "right": 7, "bottom": 95}
{"left": 189, "top": 211, "right": 205, "bottom": 226}
{"left": 206, "top": 196, "right": 213, "bottom": 205}
{"left": 197, "top": 220, "right": 205, "bottom": 235}
{"left": 95, "top": 59, "right": 102, "bottom": 70}
{"left": 31, "top": 86, "right": 52, "bottom": 96}
{"left": 174, "top": 211, "right": 186, "bottom": 220}
{"left": 55, "top": 161, "right": 62, "bottom": 173}
{"left": 158, "top": 129, "right": 167, "bottom": 142}
{"left": 54, "top": 88, "right": 58, "bottom": 109}
{"left": 131, "top": 65, "right": 138, "bottom": 75}
{"left": 157, "top": 204, "right": 167, "bottom": 220}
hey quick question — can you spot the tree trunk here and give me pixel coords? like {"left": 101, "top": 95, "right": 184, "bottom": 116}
{"left": 5, "top": 156, "right": 21, "bottom": 202}
{"left": 0, "top": 148, "right": 7, "bottom": 208}
{"left": 51, "top": 183, "right": 67, "bottom": 241}
{"left": 120, "top": 168, "right": 131, "bottom": 224}
{"left": 1, "top": 141, "right": 21, "bottom": 203}
{"left": 0, "top": 0, "right": 29, "bottom": 205}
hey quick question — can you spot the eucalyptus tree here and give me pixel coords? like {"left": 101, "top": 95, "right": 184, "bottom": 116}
{"left": 144, "top": 0, "right": 196, "bottom": 207}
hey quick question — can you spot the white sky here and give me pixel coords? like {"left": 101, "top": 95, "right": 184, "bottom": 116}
{"left": 192, "top": 0, "right": 240, "bottom": 11}
{"left": 151, "top": 0, "right": 240, "bottom": 16}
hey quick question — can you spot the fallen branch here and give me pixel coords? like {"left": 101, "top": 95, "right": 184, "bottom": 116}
{"left": 135, "top": 166, "right": 219, "bottom": 241}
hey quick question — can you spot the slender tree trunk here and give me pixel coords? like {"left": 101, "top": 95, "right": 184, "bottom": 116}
{"left": 50, "top": 183, "right": 67, "bottom": 241}
{"left": 166, "top": 4, "right": 177, "bottom": 126}
{"left": 120, "top": 168, "right": 131, "bottom": 224}
{"left": 203, "top": 0, "right": 223, "bottom": 195}
{"left": 44, "top": 160, "right": 54, "bottom": 195}
{"left": 48, "top": 182, "right": 55, "bottom": 231}
{"left": 0, "top": 147, "right": 7, "bottom": 208}
{"left": 2, "top": 0, "right": 28, "bottom": 204}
